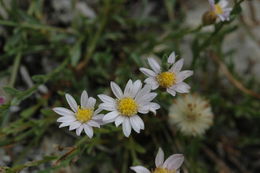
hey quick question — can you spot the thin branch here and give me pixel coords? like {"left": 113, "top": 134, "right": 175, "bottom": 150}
{"left": 209, "top": 51, "right": 260, "bottom": 99}
{"left": 9, "top": 53, "right": 22, "bottom": 87}
{"left": 53, "top": 147, "right": 77, "bottom": 166}
{"left": 0, "top": 20, "right": 76, "bottom": 34}
{"left": 76, "top": 1, "right": 111, "bottom": 72}
{"left": 202, "top": 145, "right": 232, "bottom": 173}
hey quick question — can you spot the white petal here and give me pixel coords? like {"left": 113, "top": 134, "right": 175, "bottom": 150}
{"left": 174, "top": 82, "right": 190, "bottom": 93}
{"left": 218, "top": 14, "right": 225, "bottom": 21}
{"left": 208, "top": 0, "right": 215, "bottom": 9}
{"left": 136, "top": 93, "right": 157, "bottom": 105}
{"left": 65, "top": 94, "right": 78, "bottom": 112}
{"left": 130, "top": 80, "right": 142, "bottom": 97}
{"left": 111, "top": 82, "right": 123, "bottom": 99}
{"left": 80, "top": 90, "right": 88, "bottom": 108}
{"left": 93, "top": 114, "right": 104, "bottom": 120}
{"left": 148, "top": 58, "right": 161, "bottom": 74}
{"left": 87, "top": 120, "right": 100, "bottom": 128}
{"left": 139, "top": 68, "right": 157, "bottom": 77}
{"left": 219, "top": 0, "right": 228, "bottom": 7}
{"left": 98, "top": 94, "right": 116, "bottom": 104}
{"left": 59, "top": 122, "right": 72, "bottom": 128}
{"left": 124, "top": 80, "right": 133, "bottom": 97}
{"left": 84, "top": 124, "right": 94, "bottom": 138}
{"left": 133, "top": 115, "right": 144, "bottom": 129}
{"left": 148, "top": 103, "right": 160, "bottom": 114}
{"left": 135, "top": 84, "right": 152, "bottom": 102}
{"left": 69, "top": 121, "right": 81, "bottom": 130}
{"left": 155, "top": 148, "right": 164, "bottom": 167}
{"left": 222, "top": 10, "right": 231, "bottom": 21}
{"left": 168, "top": 51, "right": 176, "bottom": 64}
{"left": 176, "top": 70, "right": 193, "bottom": 83}
{"left": 138, "top": 105, "right": 149, "bottom": 114}
{"left": 163, "top": 154, "right": 184, "bottom": 170}
{"left": 92, "top": 114, "right": 105, "bottom": 125}
{"left": 122, "top": 118, "right": 131, "bottom": 137}
{"left": 103, "top": 111, "right": 119, "bottom": 122}
{"left": 138, "top": 103, "right": 160, "bottom": 115}
{"left": 86, "top": 97, "right": 96, "bottom": 108}
{"left": 115, "top": 116, "right": 125, "bottom": 127}
{"left": 53, "top": 107, "right": 75, "bottom": 116}
{"left": 76, "top": 125, "right": 84, "bottom": 136}
{"left": 144, "top": 77, "right": 159, "bottom": 90}
{"left": 130, "top": 166, "right": 151, "bottom": 173}
{"left": 99, "top": 103, "right": 116, "bottom": 111}
{"left": 166, "top": 88, "right": 176, "bottom": 97}
{"left": 94, "top": 108, "right": 102, "bottom": 115}
{"left": 57, "top": 116, "right": 76, "bottom": 123}
{"left": 170, "top": 58, "right": 184, "bottom": 73}
{"left": 129, "top": 116, "right": 141, "bottom": 133}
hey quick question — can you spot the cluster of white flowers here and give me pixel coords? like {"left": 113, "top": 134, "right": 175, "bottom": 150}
{"left": 52, "top": 49, "right": 215, "bottom": 172}
{"left": 53, "top": 51, "right": 193, "bottom": 138}
{"left": 53, "top": 80, "right": 160, "bottom": 138}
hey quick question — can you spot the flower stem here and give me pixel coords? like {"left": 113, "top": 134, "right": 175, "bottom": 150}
{"left": 9, "top": 53, "right": 22, "bottom": 87}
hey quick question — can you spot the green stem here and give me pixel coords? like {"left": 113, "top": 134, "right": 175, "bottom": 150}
{"left": 0, "top": 20, "right": 76, "bottom": 34}
{"left": 9, "top": 53, "right": 22, "bottom": 87}
{"left": 191, "top": 23, "right": 224, "bottom": 69}
{"left": 80, "top": 0, "right": 110, "bottom": 68}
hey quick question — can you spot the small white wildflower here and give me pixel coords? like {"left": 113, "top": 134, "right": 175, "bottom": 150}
{"left": 169, "top": 94, "right": 214, "bottom": 137}
{"left": 208, "top": 0, "right": 232, "bottom": 21}
{"left": 130, "top": 148, "right": 184, "bottom": 173}
{"left": 53, "top": 90, "right": 104, "bottom": 138}
{"left": 98, "top": 80, "right": 160, "bottom": 137}
{"left": 140, "top": 51, "right": 193, "bottom": 97}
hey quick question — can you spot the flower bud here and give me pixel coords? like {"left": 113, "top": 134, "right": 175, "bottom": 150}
{"left": 202, "top": 11, "right": 217, "bottom": 25}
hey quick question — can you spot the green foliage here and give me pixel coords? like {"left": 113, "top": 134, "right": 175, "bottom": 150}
{"left": 0, "top": 0, "right": 259, "bottom": 172}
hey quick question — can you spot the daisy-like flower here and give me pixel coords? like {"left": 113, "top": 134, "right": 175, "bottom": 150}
{"left": 140, "top": 52, "right": 193, "bottom": 97}
{"left": 208, "top": 0, "right": 232, "bottom": 21}
{"left": 98, "top": 80, "right": 160, "bottom": 137}
{"left": 130, "top": 148, "right": 184, "bottom": 173}
{"left": 53, "top": 90, "right": 103, "bottom": 138}
{"left": 168, "top": 94, "right": 214, "bottom": 136}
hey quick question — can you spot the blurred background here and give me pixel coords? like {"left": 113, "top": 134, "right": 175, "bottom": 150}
{"left": 0, "top": 0, "right": 260, "bottom": 172}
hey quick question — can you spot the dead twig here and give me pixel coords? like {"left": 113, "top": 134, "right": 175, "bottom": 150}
{"left": 202, "top": 145, "right": 233, "bottom": 173}
{"left": 248, "top": 0, "right": 259, "bottom": 25}
{"left": 53, "top": 147, "right": 77, "bottom": 166}
{"left": 209, "top": 52, "right": 260, "bottom": 99}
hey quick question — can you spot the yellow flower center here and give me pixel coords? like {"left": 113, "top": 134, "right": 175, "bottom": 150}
{"left": 117, "top": 97, "right": 138, "bottom": 117}
{"left": 76, "top": 107, "right": 93, "bottom": 123}
{"left": 214, "top": 4, "right": 223, "bottom": 15}
{"left": 153, "top": 168, "right": 176, "bottom": 173}
{"left": 157, "top": 72, "right": 176, "bottom": 88}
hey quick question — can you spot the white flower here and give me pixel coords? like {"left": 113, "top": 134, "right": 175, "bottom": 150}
{"left": 168, "top": 94, "right": 214, "bottom": 136}
{"left": 130, "top": 148, "right": 184, "bottom": 173}
{"left": 140, "top": 52, "right": 193, "bottom": 97}
{"left": 98, "top": 80, "right": 160, "bottom": 137}
{"left": 208, "top": 0, "right": 232, "bottom": 21}
{"left": 53, "top": 90, "right": 104, "bottom": 138}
